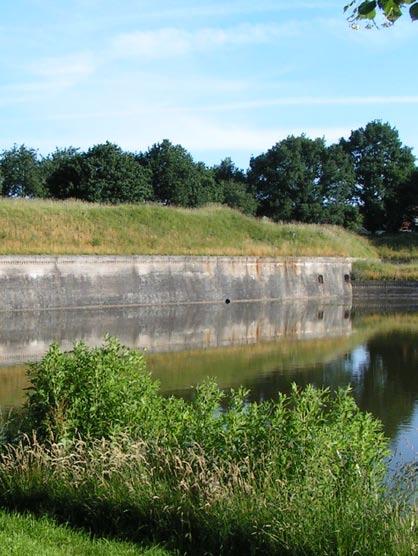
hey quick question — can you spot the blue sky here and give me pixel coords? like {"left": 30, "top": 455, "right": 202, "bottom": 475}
{"left": 1, "top": 0, "right": 417, "bottom": 167}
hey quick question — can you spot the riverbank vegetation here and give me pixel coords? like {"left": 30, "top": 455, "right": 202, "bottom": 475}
{"left": 0, "top": 338, "right": 416, "bottom": 555}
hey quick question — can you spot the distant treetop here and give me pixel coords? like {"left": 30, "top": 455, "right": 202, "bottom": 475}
{"left": 345, "top": 1, "right": 418, "bottom": 27}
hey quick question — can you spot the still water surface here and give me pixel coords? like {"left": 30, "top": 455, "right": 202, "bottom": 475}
{"left": 0, "top": 300, "right": 417, "bottom": 473}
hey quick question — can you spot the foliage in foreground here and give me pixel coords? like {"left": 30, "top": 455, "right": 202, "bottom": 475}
{"left": 0, "top": 338, "right": 416, "bottom": 555}
{"left": 345, "top": 0, "right": 418, "bottom": 26}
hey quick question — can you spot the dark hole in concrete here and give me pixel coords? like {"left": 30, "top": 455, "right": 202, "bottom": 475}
{"left": 318, "top": 274, "right": 324, "bottom": 284}
{"left": 344, "top": 310, "right": 350, "bottom": 320}
{"left": 225, "top": 299, "right": 231, "bottom": 304}
{"left": 317, "top": 311, "right": 324, "bottom": 320}
{"left": 344, "top": 274, "right": 350, "bottom": 283}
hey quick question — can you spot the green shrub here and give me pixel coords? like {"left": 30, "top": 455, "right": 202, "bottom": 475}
{"left": 24, "top": 337, "right": 163, "bottom": 441}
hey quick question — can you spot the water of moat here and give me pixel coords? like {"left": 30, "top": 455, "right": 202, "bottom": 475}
{"left": 0, "top": 298, "right": 417, "bottom": 475}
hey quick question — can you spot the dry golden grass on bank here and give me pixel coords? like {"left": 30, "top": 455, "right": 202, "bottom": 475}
{"left": 0, "top": 199, "right": 377, "bottom": 258}
{"left": 352, "top": 260, "right": 418, "bottom": 281}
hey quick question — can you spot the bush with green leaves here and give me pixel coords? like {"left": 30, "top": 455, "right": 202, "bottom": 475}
{"left": 22, "top": 338, "right": 389, "bottom": 475}
{"left": 24, "top": 337, "right": 164, "bottom": 441}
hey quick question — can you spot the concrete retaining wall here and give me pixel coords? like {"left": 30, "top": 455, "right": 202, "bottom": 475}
{"left": 0, "top": 256, "right": 353, "bottom": 312}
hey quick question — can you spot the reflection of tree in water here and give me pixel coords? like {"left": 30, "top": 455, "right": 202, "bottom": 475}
{"left": 350, "top": 331, "right": 418, "bottom": 439}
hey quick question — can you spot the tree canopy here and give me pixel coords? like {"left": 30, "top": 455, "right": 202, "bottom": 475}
{"left": 47, "top": 142, "right": 153, "bottom": 204}
{"left": 345, "top": 1, "right": 418, "bottom": 26}
{"left": 248, "top": 136, "right": 361, "bottom": 228}
{"left": 0, "top": 145, "right": 46, "bottom": 198}
{"left": 341, "top": 121, "right": 416, "bottom": 231}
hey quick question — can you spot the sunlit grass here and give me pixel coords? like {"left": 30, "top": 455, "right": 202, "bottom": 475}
{"left": 371, "top": 234, "right": 418, "bottom": 263}
{"left": 352, "top": 260, "right": 418, "bottom": 281}
{"left": 0, "top": 199, "right": 377, "bottom": 258}
{"left": 0, "top": 509, "right": 171, "bottom": 555}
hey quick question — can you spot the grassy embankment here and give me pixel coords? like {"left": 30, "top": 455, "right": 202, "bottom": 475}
{"left": 0, "top": 510, "right": 170, "bottom": 556}
{"left": 352, "top": 233, "right": 418, "bottom": 280}
{"left": 1, "top": 198, "right": 417, "bottom": 279}
{"left": 0, "top": 338, "right": 416, "bottom": 555}
{"left": 0, "top": 198, "right": 376, "bottom": 258}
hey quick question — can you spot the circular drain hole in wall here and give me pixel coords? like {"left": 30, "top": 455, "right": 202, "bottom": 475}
{"left": 225, "top": 299, "right": 231, "bottom": 304}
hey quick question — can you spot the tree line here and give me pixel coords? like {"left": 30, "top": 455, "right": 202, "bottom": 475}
{"left": 0, "top": 120, "right": 417, "bottom": 232}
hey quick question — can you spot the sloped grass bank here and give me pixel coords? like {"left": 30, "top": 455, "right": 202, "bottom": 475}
{"left": 0, "top": 510, "right": 170, "bottom": 556}
{"left": 0, "top": 199, "right": 376, "bottom": 258}
{"left": 352, "top": 234, "right": 418, "bottom": 280}
{"left": 352, "top": 259, "right": 418, "bottom": 281}
{"left": 371, "top": 234, "right": 418, "bottom": 264}
{"left": 0, "top": 339, "right": 416, "bottom": 555}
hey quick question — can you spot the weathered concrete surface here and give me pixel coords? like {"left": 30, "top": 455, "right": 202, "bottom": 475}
{"left": 352, "top": 280, "right": 418, "bottom": 300}
{"left": 0, "top": 256, "right": 352, "bottom": 312}
{"left": 0, "top": 300, "right": 352, "bottom": 366}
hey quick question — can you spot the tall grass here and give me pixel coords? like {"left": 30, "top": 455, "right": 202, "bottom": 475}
{"left": 0, "top": 338, "right": 416, "bottom": 555}
{"left": 0, "top": 199, "right": 377, "bottom": 258}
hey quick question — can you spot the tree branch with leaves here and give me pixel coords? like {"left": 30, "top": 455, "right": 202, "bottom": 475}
{"left": 345, "top": 1, "right": 418, "bottom": 27}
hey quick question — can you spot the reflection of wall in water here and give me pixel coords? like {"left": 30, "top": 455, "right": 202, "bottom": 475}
{"left": 0, "top": 301, "right": 352, "bottom": 366}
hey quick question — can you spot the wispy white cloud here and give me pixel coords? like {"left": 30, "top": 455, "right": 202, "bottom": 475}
{"left": 193, "top": 95, "right": 418, "bottom": 112}
{"left": 0, "top": 53, "right": 98, "bottom": 106}
{"left": 135, "top": 1, "right": 340, "bottom": 21}
{"left": 28, "top": 52, "right": 97, "bottom": 86}
{"left": 111, "top": 23, "right": 303, "bottom": 59}
{"left": 33, "top": 106, "right": 351, "bottom": 153}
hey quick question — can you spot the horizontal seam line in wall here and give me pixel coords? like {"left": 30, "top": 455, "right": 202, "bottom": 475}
{"left": 0, "top": 256, "right": 356, "bottom": 264}
{"left": 0, "top": 294, "right": 351, "bottom": 314}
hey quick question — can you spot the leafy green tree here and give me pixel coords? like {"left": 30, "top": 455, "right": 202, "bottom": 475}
{"left": 47, "top": 142, "right": 153, "bottom": 204}
{"left": 40, "top": 147, "right": 80, "bottom": 187}
{"left": 345, "top": 1, "right": 418, "bottom": 26}
{"left": 321, "top": 145, "right": 362, "bottom": 229}
{"left": 248, "top": 136, "right": 327, "bottom": 223}
{"left": 219, "top": 180, "right": 258, "bottom": 215}
{"left": 213, "top": 157, "right": 247, "bottom": 185}
{"left": 212, "top": 158, "right": 257, "bottom": 215}
{"left": 341, "top": 121, "right": 416, "bottom": 231}
{"left": 0, "top": 144, "right": 46, "bottom": 198}
{"left": 395, "top": 169, "right": 418, "bottom": 224}
{"left": 140, "top": 140, "right": 220, "bottom": 207}
{"left": 249, "top": 136, "right": 361, "bottom": 227}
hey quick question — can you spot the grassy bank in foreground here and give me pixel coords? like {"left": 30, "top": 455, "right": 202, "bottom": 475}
{"left": 0, "top": 339, "right": 416, "bottom": 555}
{"left": 0, "top": 199, "right": 377, "bottom": 258}
{"left": 0, "top": 510, "right": 170, "bottom": 555}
